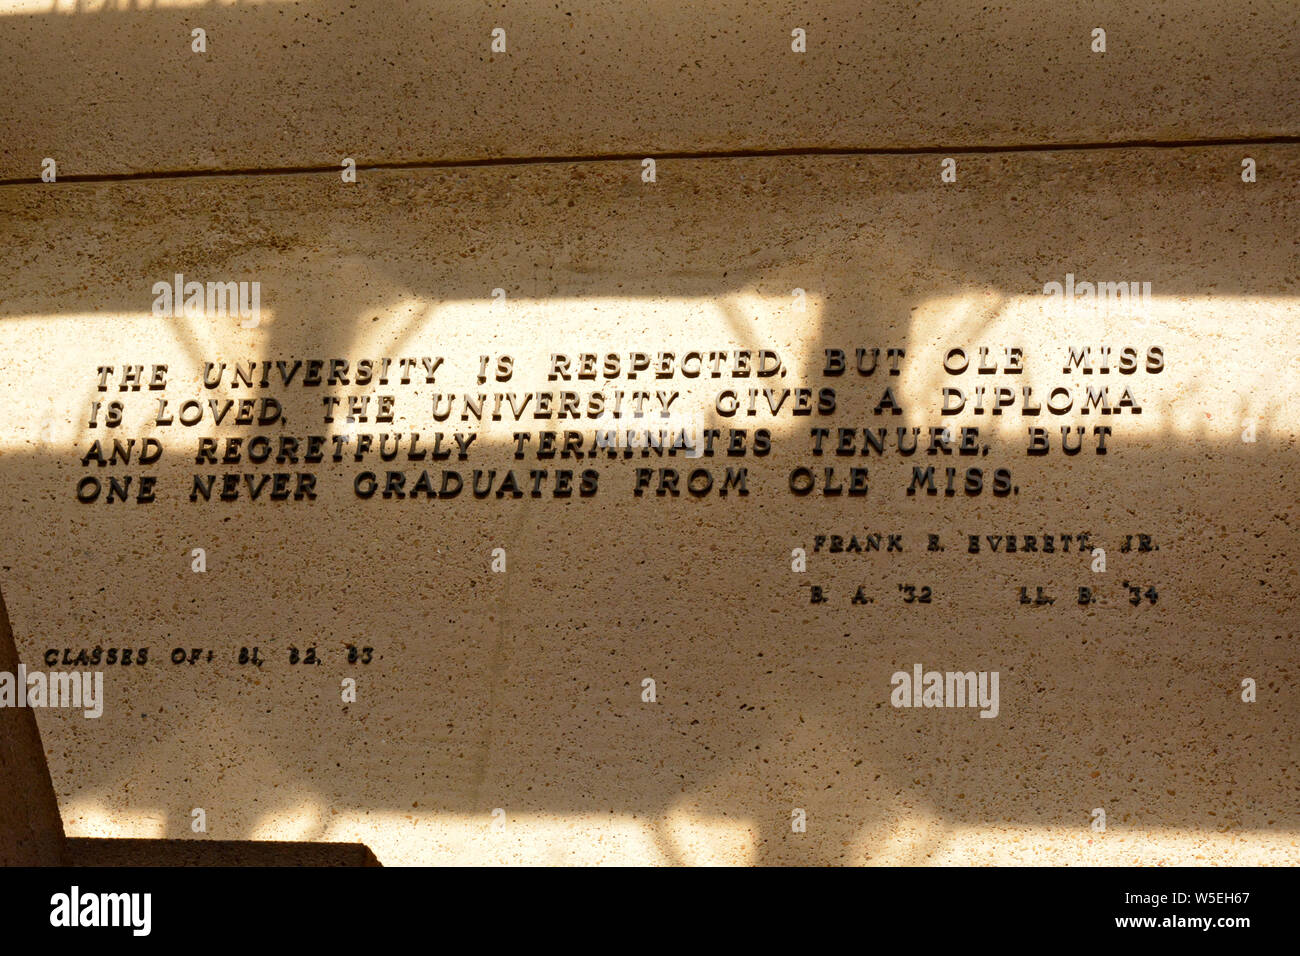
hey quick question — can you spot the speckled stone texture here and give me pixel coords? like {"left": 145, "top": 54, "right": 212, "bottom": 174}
{"left": 0, "top": 146, "right": 1295, "bottom": 864}
{"left": 0, "top": 1, "right": 1298, "bottom": 179}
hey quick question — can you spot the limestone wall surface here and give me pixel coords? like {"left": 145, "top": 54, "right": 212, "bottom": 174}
{"left": 0, "top": 1, "right": 1296, "bottom": 866}
{"left": 0, "top": 1, "right": 1298, "bottom": 178}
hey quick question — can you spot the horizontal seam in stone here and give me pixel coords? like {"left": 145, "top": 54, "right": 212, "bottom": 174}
{"left": 4, "top": 135, "right": 1300, "bottom": 188}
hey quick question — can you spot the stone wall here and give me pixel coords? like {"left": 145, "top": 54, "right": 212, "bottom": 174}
{"left": 0, "top": 1, "right": 1296, "bottom": 865}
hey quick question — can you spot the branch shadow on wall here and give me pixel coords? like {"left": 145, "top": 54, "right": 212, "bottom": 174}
{"left": 0, "top": 147, "right": 1296, "bottom": 864}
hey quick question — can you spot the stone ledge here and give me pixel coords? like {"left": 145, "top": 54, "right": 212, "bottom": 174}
{"left": 1, "top": 0, "right": 1297, "bottom": 179}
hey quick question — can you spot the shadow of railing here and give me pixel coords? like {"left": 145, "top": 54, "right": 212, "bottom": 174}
{"left": 0, "top": 146, "right": 1296, "bottom": 864}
